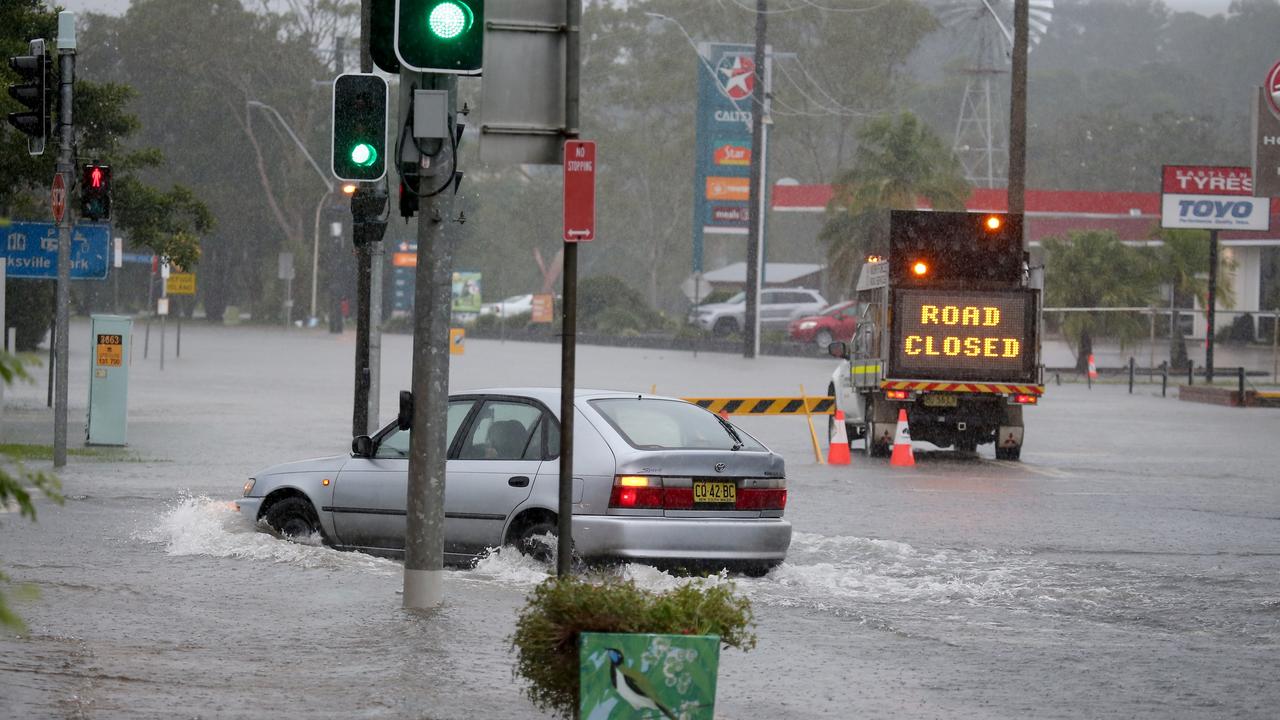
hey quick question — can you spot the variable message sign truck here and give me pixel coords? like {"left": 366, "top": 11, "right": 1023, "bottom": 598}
{"left": 827, "top": 210, "right": 1043, "bottom": 460}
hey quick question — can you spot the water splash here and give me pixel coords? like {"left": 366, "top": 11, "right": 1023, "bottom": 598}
{"left": 133, "top": 494, "right": 399, "bottom": 575}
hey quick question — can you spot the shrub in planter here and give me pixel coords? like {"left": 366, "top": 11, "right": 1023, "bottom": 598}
{"left": 511, "top": 576, "right": 756, "bottom": 718}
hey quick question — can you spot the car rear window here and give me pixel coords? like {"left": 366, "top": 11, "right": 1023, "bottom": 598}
{"left": 589, "top": 398, "right": 765, "bottom": 451}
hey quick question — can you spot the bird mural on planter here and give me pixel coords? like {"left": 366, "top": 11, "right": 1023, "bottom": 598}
{"left": 605, "top": 647, "right": 678, "bottom": 719}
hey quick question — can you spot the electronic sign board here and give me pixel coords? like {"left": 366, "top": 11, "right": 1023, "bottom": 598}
{"left": 891, "top": 289, "right": 1037, "bottom": 382}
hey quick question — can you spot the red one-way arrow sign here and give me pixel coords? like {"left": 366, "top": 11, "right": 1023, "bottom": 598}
{"left": 563, "top": 140, "right": 596, "bottom": 242}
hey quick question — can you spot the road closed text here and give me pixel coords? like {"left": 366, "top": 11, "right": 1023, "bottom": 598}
{"left": 893, "top": 290, "right": 1032, "bottom": 380}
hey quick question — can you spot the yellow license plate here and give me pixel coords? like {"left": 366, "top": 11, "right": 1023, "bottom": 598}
{"left": 693, "top": 481, "right": 736, "bottom": 504}
{"left": 922, "top": 393, "right": 958, "bottom": 408}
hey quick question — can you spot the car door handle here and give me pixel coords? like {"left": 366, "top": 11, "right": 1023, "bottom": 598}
{"left": 508, "top": 476, "right": 530, "bottom": 487}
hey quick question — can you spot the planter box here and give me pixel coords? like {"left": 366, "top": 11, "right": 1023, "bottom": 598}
{"left": 579, "top": 632, "right": 720, "bottom": 719}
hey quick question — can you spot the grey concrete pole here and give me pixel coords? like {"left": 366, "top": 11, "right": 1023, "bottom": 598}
{"left": 53, "top": 13, "right": 76, "bottom": 468}
{"left": 404, "top": 72, "right": 457, "bottom": 610}
{"left": 743, "top": 0, "right": 766, "bottom": 358}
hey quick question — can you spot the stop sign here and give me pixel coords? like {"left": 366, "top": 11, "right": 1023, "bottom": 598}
{"left": 51, "top": 172, "right": 66, "bottom": 223}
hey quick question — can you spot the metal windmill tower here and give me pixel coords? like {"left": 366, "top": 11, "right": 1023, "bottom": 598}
{"left": 933, "top": 0, "right": 1053, "bottom": 188}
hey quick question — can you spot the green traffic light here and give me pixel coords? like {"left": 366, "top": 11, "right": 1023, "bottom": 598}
{"left": 350, "top": 142, "right": 377, "bottom": 167}
{"left": 428, "top": 1, "right": 472, "bottom": 40}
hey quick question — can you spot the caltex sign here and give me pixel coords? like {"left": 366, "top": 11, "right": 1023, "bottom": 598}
{"left": 692, "top": 43, "right": 772, "bottom": 273}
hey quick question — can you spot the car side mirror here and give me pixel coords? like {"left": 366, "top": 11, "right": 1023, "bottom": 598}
{"left": 352, "top": 435, "right": 374, "bottom": 457}
{"left": 827, "top": 341, "right": 848, "bottom": 359}
{"left": 397, "top": 390, "right": 413, "bottom": 431}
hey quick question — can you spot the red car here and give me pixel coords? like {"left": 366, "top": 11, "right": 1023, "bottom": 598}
{"left": 788, "top": 300, "right": 859, "bottom": 348}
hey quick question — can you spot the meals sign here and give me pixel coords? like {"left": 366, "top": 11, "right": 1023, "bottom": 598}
{"left": 891, "top": 289, "right": 1034, "bottom": 382}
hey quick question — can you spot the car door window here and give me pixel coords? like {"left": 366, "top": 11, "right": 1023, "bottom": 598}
{"left": 375, "top": 399, "right": 475, "bottom": 459}
{"left": 458, "top": 400, "right": 543, "bottom": 460}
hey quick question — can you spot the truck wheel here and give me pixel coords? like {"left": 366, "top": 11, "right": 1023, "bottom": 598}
{"left": 712, "top": 318, "right": 737, "bottom": 338}
{"left": 955, "top": 438, "right": 978, "bottom": 454}
{"left": 995, "top": 444, "right": 1022, "bottom": 461}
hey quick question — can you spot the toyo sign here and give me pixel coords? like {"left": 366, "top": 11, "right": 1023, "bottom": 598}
{"left": 1160, "top": 165, "right": 1270, "bottom": 231}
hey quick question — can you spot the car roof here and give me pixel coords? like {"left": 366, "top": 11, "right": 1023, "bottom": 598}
{"left": 455, "top": 387, "right": 677, "bottom": 406}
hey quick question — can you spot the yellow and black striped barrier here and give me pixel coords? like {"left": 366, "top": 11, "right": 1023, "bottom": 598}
{"left": 680, "top": 390, "right": 836, "bottom": 464}
{"left": 682, "top": 396, "right": 836, "bottom": 416}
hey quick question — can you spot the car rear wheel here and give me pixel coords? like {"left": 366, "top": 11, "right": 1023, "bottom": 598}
{"left": 510, "top": 518, "right": 557, "bottom": 563}
{"left": 263, "top": 496, "right": 322, "bottom": 542}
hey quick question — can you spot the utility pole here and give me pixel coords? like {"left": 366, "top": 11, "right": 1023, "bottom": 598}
{"left": 404, "top": 73, "right": 458, "bottom": 609}
{"left": 743, "top": 0, "right": 766, "bottom": 359}
{"left": 53, "top": 13, "right": 75, "bottom": 469}
{"left": 1008, "top": 0, "right": 1028, "bottom": 228}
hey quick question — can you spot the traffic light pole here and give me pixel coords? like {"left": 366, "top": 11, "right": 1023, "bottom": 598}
{"left": 404, "top": 72, "right": 458, "bottom": 610}
{"left": 53, "top": 15, "right": 75, "bottom": 469}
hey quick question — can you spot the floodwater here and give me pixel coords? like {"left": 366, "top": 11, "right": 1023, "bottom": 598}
{"left": 1, "top": 321, "right": 1277, "bottom": 718}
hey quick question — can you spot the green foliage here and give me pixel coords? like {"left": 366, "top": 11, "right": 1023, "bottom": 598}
{"left": 578, "top": 275, "right": 664, "bottom": 334}
{"left": 1044, "top": 230, "right": 1159, "bottom": 357}
{"left": 0, "top": 351, "right": 64, "bottom": 631}
{"left": 819, "top": 112, "right": 970, "bottom": 297}
{"left": 511, "top": 576, "right": 756, "bottom": 718}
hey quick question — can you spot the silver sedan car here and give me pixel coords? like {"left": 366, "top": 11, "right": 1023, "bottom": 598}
{"left": 235, "top": 388, "right": 791, "bottom": 573}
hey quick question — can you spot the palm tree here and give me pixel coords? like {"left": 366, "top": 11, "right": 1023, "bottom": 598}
{"left": 1145, "top": 228, "right": 1234, "bottom": 368}
{"left": 1043, "top": 230, "right": 1160, "bottom": 371}
{"left": 818, "top": 112, "right": 970, "bottom": 295}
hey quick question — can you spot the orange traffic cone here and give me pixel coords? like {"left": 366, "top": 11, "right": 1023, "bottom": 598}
{"left": 1087, "top": 354, "right": 1098, "bottom": 381}
{"left": 889, "top": 409, "right": 915, "bottom": 467}
{"left": 828, "top": 410, "right": 851, "bottom": 465}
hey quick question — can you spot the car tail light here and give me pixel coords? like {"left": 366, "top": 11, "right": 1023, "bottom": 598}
{"left": 1012, "top": 394, "right": 1038, "bottom": 405}
{"left": 736, "top": 488, "right": 787, "bottom": 510}
{"left": 609, "top": 476, "right": 664, "bottom": 509}
{"left": 886, "top": 390, "right": 909, "bottom": 401}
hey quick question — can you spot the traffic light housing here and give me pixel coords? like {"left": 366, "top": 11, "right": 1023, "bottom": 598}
{"left": 395, "top": 0, "right": 484, "bottom": 74}
{"left": 81, "top": 163, "right": 112, "bottom": 221}
{"left": 332, "top": 73, "right": 388, "bottom": 182}
{"left": 399, "top": 178, "right": 419, "bottom": 218}
{"left": 7, "top": 39, "right": 50, "bottom": 156}
{"left": 351, "top": 186, "right": 389, "bottom": 247}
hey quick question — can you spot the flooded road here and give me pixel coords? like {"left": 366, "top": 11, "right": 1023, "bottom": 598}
{"left": 2, "top": 322, "right": 1277, "bottom": 718}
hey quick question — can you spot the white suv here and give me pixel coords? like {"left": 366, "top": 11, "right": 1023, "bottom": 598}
{"left": 690, "top": 288, "right": 828, "bottom": 337}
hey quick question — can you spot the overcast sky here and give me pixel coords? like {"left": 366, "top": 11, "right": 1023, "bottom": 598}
{"left": 55, "top": 0, "right": 1241, "bottom": 19}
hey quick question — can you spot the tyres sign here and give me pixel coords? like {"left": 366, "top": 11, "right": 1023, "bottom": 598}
{"left": 1160, "top": 165, "right": 1270, "bottom": 231}
{"left": 890, "top": 289, "right": 1037, "bottom": 383}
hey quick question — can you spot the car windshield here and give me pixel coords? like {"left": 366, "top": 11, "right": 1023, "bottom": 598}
{"left": 589, "top": 398, "right": 765, "bottom": 451}
{"left": 821, "top": 301, "right": 855, "bottom": 316}
{"left": 724, "top": 291, "right": 746, "bottom": 305}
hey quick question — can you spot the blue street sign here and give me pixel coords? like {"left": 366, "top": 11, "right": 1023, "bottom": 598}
{"left": 2, "top": 222, "right": 110, "bottom": 280}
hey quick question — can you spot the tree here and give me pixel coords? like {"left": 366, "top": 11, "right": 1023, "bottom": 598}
{"left": 81, "top": 0, "right": 344, "bottom": 322}
{"left": 818, "top": 111, "right": 970, "bottom": 296}
{"left": 1042, "top": 230, "right": 1159, "bottom": 371}
{"left": 1146, "top": 227, "right": 1235, "bottom": 367}
{"left": 3, "top": 1, "right": 212, "bottom": 346}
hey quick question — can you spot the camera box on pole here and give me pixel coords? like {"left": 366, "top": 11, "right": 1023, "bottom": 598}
{"left": 86, "top": 315, "right": 131, "bottom": 446}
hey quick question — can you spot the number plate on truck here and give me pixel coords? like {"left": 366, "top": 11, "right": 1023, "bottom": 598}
{"left": 922, "top": 393, "right": 958, "bottom": 408}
